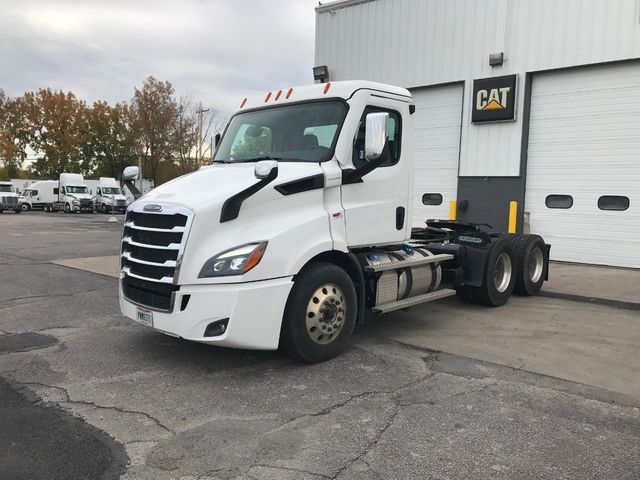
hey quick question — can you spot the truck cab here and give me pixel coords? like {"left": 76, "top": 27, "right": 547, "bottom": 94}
{"left": 56, "top": 173, "right": 94, "bottom": 213}
{"left": 119, "top": 81, "right": 549, "bottom": 362}
{"left": 95, "top": 177, "right": 128, "bottom": 213}
{"left": 0, "top": 181, "right": 21, "bottom": 214}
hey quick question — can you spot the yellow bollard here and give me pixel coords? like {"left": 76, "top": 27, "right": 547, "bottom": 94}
{"left": 449, "top": 200, "right": 457, "bottom": 221}
{"left": 508, "top": 201, "right": 518, "bottom": 234}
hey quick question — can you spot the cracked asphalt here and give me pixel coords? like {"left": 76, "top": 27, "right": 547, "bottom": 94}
{"left": 1, "top": 212, "right": 639, "bottom": 480}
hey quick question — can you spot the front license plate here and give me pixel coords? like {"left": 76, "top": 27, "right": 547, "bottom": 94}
{"left": 135, "top": 307, "right": 153, "bottom": 327}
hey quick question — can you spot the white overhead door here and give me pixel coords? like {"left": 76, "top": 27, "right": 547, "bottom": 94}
{"left": 525, "top": 62, "right": 640, "bottom": 268}
{"left": 410, "top": 84, "right": 463, "bottom": 226}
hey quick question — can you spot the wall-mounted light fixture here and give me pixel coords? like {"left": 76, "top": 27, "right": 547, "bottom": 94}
{"left": 313, "top": 65, "right": 329, "bottom": 83}
{"left": 489, "top": 52, "right": 504, "bottom": 67}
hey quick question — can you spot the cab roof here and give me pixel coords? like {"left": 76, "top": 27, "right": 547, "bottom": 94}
{"left": 237, "top": 80, "right": 412, "bottom": 112}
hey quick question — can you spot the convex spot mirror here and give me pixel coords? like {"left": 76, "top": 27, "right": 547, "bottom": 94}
{"left": 364, "top": 112, "right": 389, "bottom": 161}
{"left": 123, "top": 166, "right": 139, "bottom": 181}
{"left": 254, "top": 160, "right": 278, "bottom": 180}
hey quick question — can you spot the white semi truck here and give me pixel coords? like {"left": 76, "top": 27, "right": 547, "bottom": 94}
{"left": 0, "top": 181, "right": 21, "bottom": 213}
{"left": 49, "top": 173, "right": 94, "bottom": 213}
{"left": 20, "top": 180, "right": 58, "bottom": 211}
{"left": 119, "top": 81, "right": 549, "bottom": 363}
{"left": 95, "top": 177, "right": 128, "bottom": 213}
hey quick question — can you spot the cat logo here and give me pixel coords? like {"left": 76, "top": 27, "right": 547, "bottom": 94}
{"left": 476, "top": 87, "right": 510, "bottom": 110}
{"left": 472, "top": 74, "right": 517, "bottom": 123}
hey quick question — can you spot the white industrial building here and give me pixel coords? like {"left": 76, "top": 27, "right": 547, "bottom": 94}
{"left": 315, "top": 0, "right": 640, "bottom": 268}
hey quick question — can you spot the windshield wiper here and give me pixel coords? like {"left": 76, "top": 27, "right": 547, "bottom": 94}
{"left": 238, "top": 156, "right": 283, "bottom": 163}
{"left": 212, "top": 160, "right": 232, "bottom": 164}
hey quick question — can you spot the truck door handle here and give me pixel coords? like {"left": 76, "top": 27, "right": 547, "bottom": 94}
{"left": 396, "top": 206, "right": 405, "bottom": 230}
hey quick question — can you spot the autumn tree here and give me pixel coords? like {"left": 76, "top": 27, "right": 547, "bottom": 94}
{"left": 27, "top": 89, "right": 89, "bottom": 177}
{"left": 0, "top": 91, "right": 31, "bottom": 178}
{"left": 84, "top": 101, "right": 138, "bottom": 180}
{"left": 131, "top": 76, "right": 178, "bottom": 180}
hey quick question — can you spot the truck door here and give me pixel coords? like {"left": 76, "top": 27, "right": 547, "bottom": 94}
{"left": 340, "top": 101, "right": 411, "bottom": 246}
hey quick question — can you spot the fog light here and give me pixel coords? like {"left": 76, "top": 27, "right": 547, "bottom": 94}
{"left": 204, "top": 318, "right": 229, "bottom": 337}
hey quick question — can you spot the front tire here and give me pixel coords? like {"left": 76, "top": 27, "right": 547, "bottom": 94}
{"left": 64, "top": 203, "right": 71, "bottom": 213}
{"left": 280, "top": 262, "right": 357, "bottom": 363}
{"left": 14, "top": 207, "right": 21, "bottom": 214}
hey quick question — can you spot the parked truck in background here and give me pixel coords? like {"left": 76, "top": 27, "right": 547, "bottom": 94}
{"left": 95, "top": 177, "right": 128, "bottom": 213}
{"left": 0, "top": 181, "right": 22, "bottom": 214}
{"left": 49, "top": 173, "right": 94, "bottom": 213}
{"left": 119, "top": 81, "right": 550, "bottom": 363}
{"left": 20, "top": 180, "right": 58, "bottom": 211}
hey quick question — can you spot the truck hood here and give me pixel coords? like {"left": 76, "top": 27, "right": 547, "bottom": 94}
{"left": 1, "top": 192, "right": 19, "bottom": 198}
{"left": 136, "top": 162, "right": 323, "bottom": 212}
{"left": 103, "top": 194, "right": 127, "bottom": 201}
{"left": 68, "top": 193, "right": 93, "bottom": 201}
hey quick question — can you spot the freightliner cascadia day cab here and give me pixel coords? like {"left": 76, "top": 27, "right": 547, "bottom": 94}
{"left": 0, "top": 181, "right": 21, "bottom": 213}
{"left": 119, "top": 81, "right": 550, "bottom": 363}
{"left": 95, "top": 177, "right": 128, "bottom": 213}
{"left": 50, "top": 173, "right": 94, "bottom": 213}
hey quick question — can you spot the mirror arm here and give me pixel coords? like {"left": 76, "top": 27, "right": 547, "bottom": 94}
{"left": 342, "top": 142, "right": 389, "bottom": 185}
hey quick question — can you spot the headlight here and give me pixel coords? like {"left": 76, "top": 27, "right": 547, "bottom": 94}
{"left": 72, "top": 200, "right": 79, "bottom": 205}
{"left": 199, "top": 242, "right": 267, "bottom": 278}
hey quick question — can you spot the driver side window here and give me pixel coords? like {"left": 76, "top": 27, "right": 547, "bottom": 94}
{"left": 352, "top": 107, "right": 401, "bottom": 168}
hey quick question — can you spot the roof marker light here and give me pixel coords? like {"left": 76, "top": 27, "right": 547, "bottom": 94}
{"left": 240, "top": 97, "right": 247, "bottom": 108}
{"left": 323, "top": 82, "right": 331, "bottom": 94}
{"left": 275, "top": 89, "right": 282, "bottom": 101}
{"left": 264, "top": 91, "right": 272, "bottom": 102}
{"left": 285, "top": 87, "right": 293, "bottom": 99}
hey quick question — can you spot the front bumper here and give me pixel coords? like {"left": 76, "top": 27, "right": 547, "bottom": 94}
{"left": 119, "top": 276, "right": 294, "bottom": 350}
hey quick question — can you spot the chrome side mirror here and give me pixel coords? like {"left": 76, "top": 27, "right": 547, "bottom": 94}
{"left": 122, "top": 166, "right": 139, "bottom": 181}
{"left": 364, "top": 112, "right": 389, "bottom": 161}
{"left": 254, "top": 160, "right": 278, "bottom": 180}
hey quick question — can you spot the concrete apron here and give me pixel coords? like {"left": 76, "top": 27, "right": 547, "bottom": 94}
{"left": 544, "top": 261, "right": 640, "bottom": 305}
{"left": 51, "top": 255, "right": 640, "bottom": 400}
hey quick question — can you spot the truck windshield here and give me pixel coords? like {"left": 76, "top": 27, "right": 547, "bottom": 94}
{"left": 66, "top": 186, "right": 88, "bottom": 194}
{"left": 101, "top": 187, "right": 120, "bottom": 195}
{"left": 0, "top": 185, "right": 13, "bottom": 193}
{"left": 213, "top": 100, "right": 346, "bottom": 163}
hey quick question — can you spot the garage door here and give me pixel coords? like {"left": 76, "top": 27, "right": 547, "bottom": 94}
{"left": 525, "top": 62, "right": 640, "bottom": 268}
{"left": 410, "top": 84, "right": 463, "bottom": 226}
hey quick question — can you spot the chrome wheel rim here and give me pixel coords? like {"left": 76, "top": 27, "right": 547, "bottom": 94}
{"left": 494, "top": 252, "right": 512, "bottom": 293}
{"left": 528, "top": 247, "right": 544, "bottom": 283}
{"left": 305, "top": 284, "right": 346, "bottom": 345}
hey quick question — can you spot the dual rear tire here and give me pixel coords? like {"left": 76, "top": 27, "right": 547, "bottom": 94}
{"left": 456, "top": 234, "right": 547, "bottom": 306}
{"left": 456, "top": 237, "right": 516, "bottom": 307}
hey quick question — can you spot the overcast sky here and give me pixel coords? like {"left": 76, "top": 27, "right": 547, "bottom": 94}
{"left": 0, "top": 0, "right": 321, "bottom": 113}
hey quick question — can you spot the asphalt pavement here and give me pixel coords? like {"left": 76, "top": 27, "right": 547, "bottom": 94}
{"left": 0, "top": 211, "right": 639, "bottom": 480}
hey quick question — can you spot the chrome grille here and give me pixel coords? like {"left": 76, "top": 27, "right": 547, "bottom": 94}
{"left": 121, "top": 204, "right": 192, "bottom": 311}
{"left": 2, "top": 196, "right": 17, "bottom": 206}
{"left": 116, "top": 199, "right": 127, "bottom": 207}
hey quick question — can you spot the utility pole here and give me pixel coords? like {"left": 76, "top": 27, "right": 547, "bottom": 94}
{"left": 196, "top": 107, "right": 210, "bottom": 166}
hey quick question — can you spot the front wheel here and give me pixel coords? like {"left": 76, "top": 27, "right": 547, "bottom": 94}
{"left": 64, "top": 203, "right": 71, "bottom": 213}
{"left": 14, "top": 207, "right": 21, "bottom": 214}
{"left": 280, "top": 262, "right": 357, "bottom": 363}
